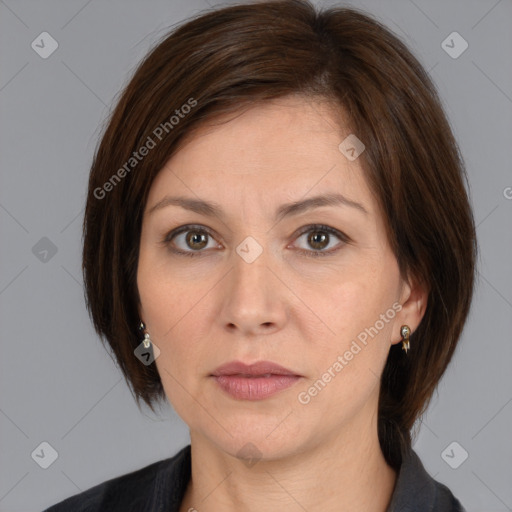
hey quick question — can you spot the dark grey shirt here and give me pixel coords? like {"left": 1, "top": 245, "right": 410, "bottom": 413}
{"left": 42, "top": 444, "right": 466, "bottom": 511}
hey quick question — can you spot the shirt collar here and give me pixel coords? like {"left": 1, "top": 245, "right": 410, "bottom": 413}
{"left": 385, "top": 444, "right": 438, "bottom": 511}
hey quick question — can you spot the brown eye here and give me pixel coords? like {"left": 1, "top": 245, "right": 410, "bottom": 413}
{"left": 293, "top": 224, "right": 348, "bottom": 258}
{"left": 163, "top": 223, "right": 348, "bottom": 259}
{"left": 185, "top": 230, "right": 209, "bottom": 250}
{"left": 307, "top": 231, "right": 329, "bottom": 250}
{"left": 164, "top": 225, "right": 218, "bottom": 256}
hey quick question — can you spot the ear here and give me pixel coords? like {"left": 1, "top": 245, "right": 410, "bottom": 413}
{"left": 391, "top": 272, "right": 429, "bottom": 345}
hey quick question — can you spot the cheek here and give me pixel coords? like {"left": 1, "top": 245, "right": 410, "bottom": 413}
{"left": 298, "top": 267, "right": 400, "bottom": 397}
{"left": 137, "top": 236, "right": 184, "bottom": 321}
{"left": 309, "top": 269, "right": 395, "bottom": 338}
{"left": 295, "top": 280, "right": 397, "bottom": 418}
{"left": 136, "top": 248, "right": 213, "bottom": 380}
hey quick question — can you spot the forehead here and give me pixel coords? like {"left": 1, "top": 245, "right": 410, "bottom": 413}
{"left": 147, "top": 96, "right": 374, "bottom": 215}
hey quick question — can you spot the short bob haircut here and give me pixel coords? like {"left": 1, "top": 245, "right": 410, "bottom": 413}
{"left": 82, "top": 0, "right": 477, "bottom": 470}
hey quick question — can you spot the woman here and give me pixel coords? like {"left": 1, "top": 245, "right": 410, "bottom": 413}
{"left": 44, "top": 0, "right": 476, "bottom": 510}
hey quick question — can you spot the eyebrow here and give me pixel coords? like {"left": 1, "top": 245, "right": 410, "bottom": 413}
{"left": 147, "top": 192, "right": 368, "bottom": 221}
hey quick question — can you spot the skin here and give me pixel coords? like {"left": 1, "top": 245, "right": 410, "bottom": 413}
{"left": 137, "top": 95, "right": 427, "bottom": 512}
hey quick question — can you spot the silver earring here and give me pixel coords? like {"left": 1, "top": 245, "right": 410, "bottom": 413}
{"left": 139, "top": 321, "right": 152, "bottom": 348}
{"left": 400, "top": 325, "right": 411, "bottom": 354}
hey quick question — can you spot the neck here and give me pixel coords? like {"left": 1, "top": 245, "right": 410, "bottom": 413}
{"left": 180, "top": 415, "right": 397, "bottom": 512}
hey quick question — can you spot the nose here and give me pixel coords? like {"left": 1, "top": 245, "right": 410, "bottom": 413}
{"left": 219, "top": 240, "right": 288, "bottom": 337}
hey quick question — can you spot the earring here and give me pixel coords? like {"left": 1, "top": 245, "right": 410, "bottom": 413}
{"left": 400, "top": 325, "right": 411, "bottom": 354}
{"left": 139, "top": 321, "right": 152, "bottom": 349}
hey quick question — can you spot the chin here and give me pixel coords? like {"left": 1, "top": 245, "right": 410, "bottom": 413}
{"left": 200, "top": 416, "right": 307, "bottom": 464}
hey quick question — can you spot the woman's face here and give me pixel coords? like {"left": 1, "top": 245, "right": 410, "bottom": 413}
{"left": 137, "top": 95, "right": 421, "bottom": 460}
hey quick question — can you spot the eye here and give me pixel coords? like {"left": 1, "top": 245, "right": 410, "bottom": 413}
{"left": 292, "top": 224, "right": 348, "bottom": 258}
{"left": 163, "top": 225, "right": 219, "bottom": 257}
{"left": 161, "top": 223, "right": 349, "bottom": 258}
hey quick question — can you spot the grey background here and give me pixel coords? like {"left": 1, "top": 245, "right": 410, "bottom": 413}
{"left": 0, "top": 0, "right": 511, "bottom": 511}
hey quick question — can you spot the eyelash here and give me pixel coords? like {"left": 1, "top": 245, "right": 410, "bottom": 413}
{"left": 161, "top": 224, "right": 349, "bottom": 259}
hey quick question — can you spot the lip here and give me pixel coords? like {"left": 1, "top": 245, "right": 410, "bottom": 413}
{"left": 211, "top": 360, "right": 300, "bottom": 377}
{"left": 210, "top": 360, "right": 302, "bottom": 401}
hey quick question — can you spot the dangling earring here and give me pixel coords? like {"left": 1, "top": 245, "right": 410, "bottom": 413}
{"left": 400, "top": 325, "right": 411, "bottom": 354}
{"left": 139, "top": 321, "right": 152, "bottom": 348}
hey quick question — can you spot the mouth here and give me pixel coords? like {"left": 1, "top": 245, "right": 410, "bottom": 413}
{"left": 210, "top": 360, "right": 302, "bottom": 401}
{"left": 211, "top": 360, "right": 301, "bottom": 378}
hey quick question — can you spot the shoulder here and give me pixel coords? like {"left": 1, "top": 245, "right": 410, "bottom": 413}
{"left": 42, "top": 459, "right": 167, "bottom": 512}
{"left": 388, "top": 447, "right": 467, "bottom": 512}
{"left": 42, "top": 445, "right": 191, "bottom": 512}
{"left": 432, "top": 479, "right": 467, "bottom": 512}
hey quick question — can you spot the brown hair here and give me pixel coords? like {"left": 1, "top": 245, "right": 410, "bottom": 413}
{"left": 82, "top": 0, "right": 477, "bottom": 469}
